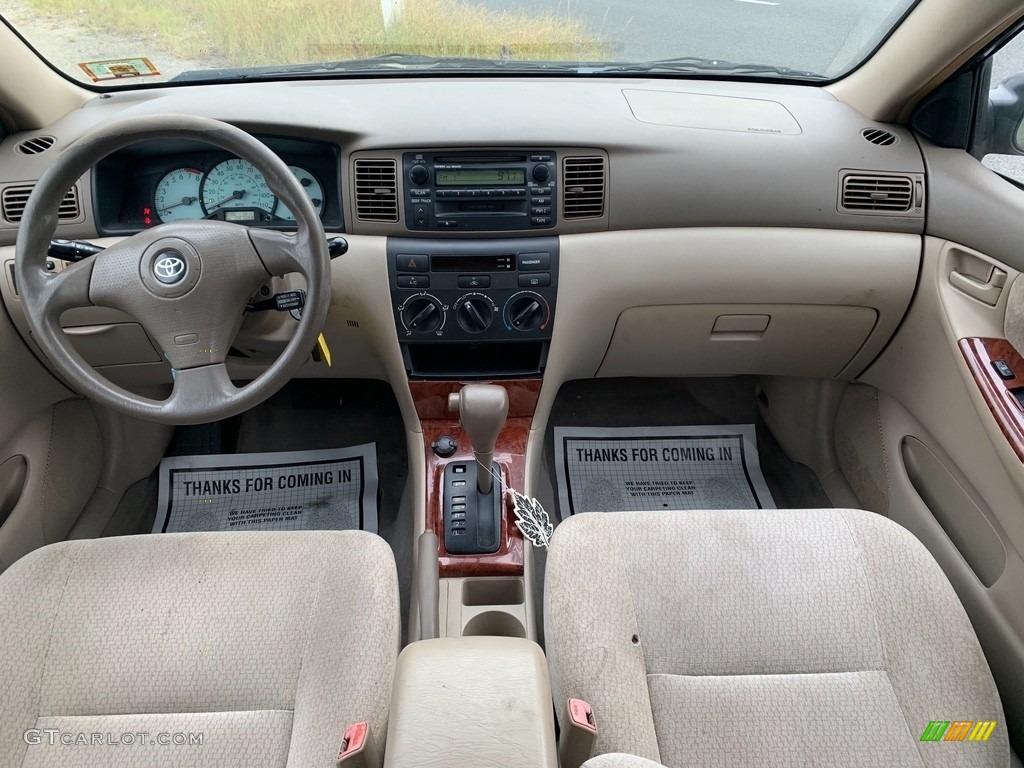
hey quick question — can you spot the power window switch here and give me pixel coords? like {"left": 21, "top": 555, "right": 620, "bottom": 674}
{"left": 993, "top": 359, "right": 1015, "bottom": 380}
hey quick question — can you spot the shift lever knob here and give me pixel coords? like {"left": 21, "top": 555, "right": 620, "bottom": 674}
{"left": 448, "top": 384, "right": 509, "bottom": 494}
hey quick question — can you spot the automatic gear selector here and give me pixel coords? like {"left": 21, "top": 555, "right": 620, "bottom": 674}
{"left": 441, "top": 384, "right": 509, "bottom": 554}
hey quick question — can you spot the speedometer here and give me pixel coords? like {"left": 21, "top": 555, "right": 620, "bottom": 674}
{"left": 274, "top": 166, "right": 325, "bottom": 221}
{"left": 201, "top": 158, "right": 276, "bottom": 215}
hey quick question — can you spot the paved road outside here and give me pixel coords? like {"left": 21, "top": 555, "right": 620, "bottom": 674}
{"left": 474, "top": 0, "right": 911, "bottom": 76}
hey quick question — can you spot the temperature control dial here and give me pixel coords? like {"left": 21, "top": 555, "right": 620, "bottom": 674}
{"left": 399, "top": 294, "right": 446, "bottom": 335}
{"left": 503, "top": 291, "right": 550, "bottom": 332}
{"left": 455, "top": 293, "right": 497, "bottom": 334}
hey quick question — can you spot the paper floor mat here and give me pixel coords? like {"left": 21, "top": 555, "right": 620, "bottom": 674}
{"left": 154, "top": 444, "right": 378, "bottom": 533}
{"left": 554, "top": 425, "right": 775, "bottom": 518}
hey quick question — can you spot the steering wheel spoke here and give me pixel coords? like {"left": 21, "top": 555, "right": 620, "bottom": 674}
{"left": 248, "top": 228, "right": 313, "bottom": 278}
{"left": 168, "top": 362, "right": 238, "bottom": 412}
{"left": 38, "top": 259, "right": 96, "bottom": 316}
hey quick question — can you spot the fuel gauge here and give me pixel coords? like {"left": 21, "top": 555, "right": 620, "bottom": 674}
{"left": 273, "top": 166, "right": 325, "bottom": 221}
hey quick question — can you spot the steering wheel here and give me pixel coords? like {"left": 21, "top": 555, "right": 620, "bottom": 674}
{"left": 15, "top": 115, "right": 330, "bottom": 425}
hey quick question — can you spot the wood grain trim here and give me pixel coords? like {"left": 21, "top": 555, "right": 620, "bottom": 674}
{"left": 959, "top": 337, "right": 1024, "bottom": 462}
{"left": 412, "top": 380, "right": 541, "bottom": 577}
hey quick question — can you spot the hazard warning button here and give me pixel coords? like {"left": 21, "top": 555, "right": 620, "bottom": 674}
{"left": 396, "top": 253, "right": 429, "bottom": 273}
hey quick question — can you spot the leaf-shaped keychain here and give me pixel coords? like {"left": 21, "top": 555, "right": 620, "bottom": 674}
{"left": 508, "top": 487, "right": 553, "bottom": 548}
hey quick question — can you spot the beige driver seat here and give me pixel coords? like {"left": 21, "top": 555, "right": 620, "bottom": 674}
{"left": 545, "top": 509, "right": 1008, "bottom": 768}
{"left": 0, "top": 530, "right": 399, "bottom": 768}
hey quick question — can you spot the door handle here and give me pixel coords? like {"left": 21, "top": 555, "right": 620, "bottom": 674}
{"left": 950, "top": 267, "right": 1007, "bottom": 306}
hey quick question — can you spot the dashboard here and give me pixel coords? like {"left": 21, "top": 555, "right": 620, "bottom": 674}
{"left": 0, "top": 78, "right": 927, "bottom": 388}
{"left": 91, "top": 136, "right": 342, "bottom": 234}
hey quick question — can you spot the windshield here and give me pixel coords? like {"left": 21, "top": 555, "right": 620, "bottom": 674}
{"left": 2, "top": 0, "right": 920, "bottom": 86}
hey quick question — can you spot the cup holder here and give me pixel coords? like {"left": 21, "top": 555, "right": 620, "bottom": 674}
{"left": 462, "top": 578, "right": 525, "bottom": 606}
{"left": 462, "top": 610, "right": 526, "bottom": 638}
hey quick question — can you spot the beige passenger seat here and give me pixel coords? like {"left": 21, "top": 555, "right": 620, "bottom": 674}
{"left": 544, "top": 509, "right": 1008, "bottom": 767}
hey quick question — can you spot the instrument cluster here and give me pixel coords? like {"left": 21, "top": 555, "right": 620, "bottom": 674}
{"left": 92, "top": 136, "right": 342, "bottom": 235}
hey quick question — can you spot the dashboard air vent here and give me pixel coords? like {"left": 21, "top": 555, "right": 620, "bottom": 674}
{"left": 16, "top": 135, "right": 56, "bottom": 155}
{"left": 1, "top": 184, "right": 80, "bottom": 223}
{"left": 562, "top": 156, "right": 606, "bottom": 219}
{"left": 840, "top": 174, "right": 913, "bottom": 213}
{"left": 861, "top": 128, "right": 898, "bottom": 146}
{"left": 354, "top": 159, "right": 399, "bottom": 222}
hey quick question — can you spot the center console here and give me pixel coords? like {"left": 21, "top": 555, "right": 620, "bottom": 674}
{"left": 383, "top": 637, "right": 558, "bottom": 768}
{"left": 388, "top": 149, "right": 564, "bottom": 646}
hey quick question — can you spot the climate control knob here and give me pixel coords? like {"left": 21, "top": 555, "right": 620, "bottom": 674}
{"left": 399, "top": 294, "right": 445, "bottom": 335}
{"left": 455, "top": 294, "right": 497, "bottom": 333}
{"left": 503, "top": 291, "right": 549, "bottom": 332}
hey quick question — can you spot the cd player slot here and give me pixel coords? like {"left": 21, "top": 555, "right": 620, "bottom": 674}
{"left": 433, "top": 155, "right": 527, "bottom": 163}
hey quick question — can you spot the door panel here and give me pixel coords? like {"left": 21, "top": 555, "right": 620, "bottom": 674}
{"left": 856, "top": 225, "right": 1024, "bottom": 748}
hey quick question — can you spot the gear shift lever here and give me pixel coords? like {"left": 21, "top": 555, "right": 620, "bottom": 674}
{"left": 448, "top": 384, "right": 509, "bottom": 494}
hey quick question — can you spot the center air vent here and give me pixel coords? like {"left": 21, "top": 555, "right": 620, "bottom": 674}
{"left": 16, "top": 136, "right": 56, "bottom": 155}
{"left": 861, "top": 128, "right": 899, "bottom": 146}
{"left": 839, "top": 172, "right": 921, "bottom": 216}
{"left": 354, "top": 159, "right": 399, "bottom": 223}
{"left": 1, "top": 184, "right": 80, "bottom": 224}
{"left": 562, "top": 156, "right": 606, "bottom": 219}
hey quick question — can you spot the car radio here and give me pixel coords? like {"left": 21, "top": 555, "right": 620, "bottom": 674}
{"left": 403, "top": 151, "right": 557, "bottom": 232}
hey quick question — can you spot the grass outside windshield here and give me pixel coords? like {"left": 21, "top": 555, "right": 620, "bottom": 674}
{"left": 3, "top": 0, "right": 920, "bottom": 86}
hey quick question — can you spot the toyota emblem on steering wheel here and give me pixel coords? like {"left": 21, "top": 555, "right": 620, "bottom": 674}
{"left": 153, "top": 252, "right": 187, "bottom": 284}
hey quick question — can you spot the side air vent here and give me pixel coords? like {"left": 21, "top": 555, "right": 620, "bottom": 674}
{"left": 1, "top": 184, "right": 80, "bottom": 223}
{"left": 354, "top": 159, "right": 399, "bottom": 222}
{"left": 861, "top": 128, "right": 899, "bottom": 146}
{"left": 16, "top": 135, "right": 56, "bottom": 155}
{"left": 562, "top": 156, "right": 606, "bottom": 219}
{"left": 839, "top": 172, "right": 918, "bottom": 215}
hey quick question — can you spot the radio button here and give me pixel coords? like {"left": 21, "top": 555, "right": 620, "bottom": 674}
{"left": 533, "top": 196, "right": 551, "bottom": 205}
{"left": 531, "top": 216, "right": 552, "bottom": 226}
{"left": 531, "top": 187, "right": 552, "bottom": 195}
{"left": 397, "top": 275, "right": 430, "bottom": 289}
{"left": 519, "top": 272, "right": 551, "bottom": 288}
{"left": 531, "top": 206, "right": 552, "bottom": 215}
{"left": 396, "top": 253, "right": 429, "bottom": 272}
{"left": 410, "top": 164, "right": 429, "bottom": 185}
{"left": 514, "top": 189, "right": 528, "bottom": 197}
{"left": 518, "top": 253, "right": 550, "bottom": 271}
{"left": 458, "top": 275, "right": 491, "bottom": 289}
{"left": 437, "top": 220, "right": 458, "bottom": 228}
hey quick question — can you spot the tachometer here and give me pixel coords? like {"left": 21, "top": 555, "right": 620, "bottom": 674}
{"left": 273, "top": 166, "right": 325, "bottom": 221}
{"left": 154, "top": 168, "right": 203, "bottom": 222}
{"left": 201, "top": 158, "right": 276, "bottom": 216}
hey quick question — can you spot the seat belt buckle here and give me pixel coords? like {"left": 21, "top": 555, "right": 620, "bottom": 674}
{"left": 337, "top": 722, "right": 378, "bottom": 768}
{"left": 559, "top": 698, "right": 597, "bottom": 768}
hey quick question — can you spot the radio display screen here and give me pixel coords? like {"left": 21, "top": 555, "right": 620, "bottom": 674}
{"left": 435, "top": 169, "right": 525, "bottom": 186}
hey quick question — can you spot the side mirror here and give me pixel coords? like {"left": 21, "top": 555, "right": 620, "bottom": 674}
{"left": 977, "top": 72, "right": 1024, "bottom": 156}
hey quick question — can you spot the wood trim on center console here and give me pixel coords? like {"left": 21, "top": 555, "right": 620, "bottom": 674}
{"left": 411, "top": 379, "right": 541, "bottom": 577}
{"left": 959, "top": 337, "right": 1024, "bottom": 463}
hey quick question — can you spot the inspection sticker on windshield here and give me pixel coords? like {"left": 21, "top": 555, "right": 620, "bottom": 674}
{"left": 154, "top": 445, "right": 378, "bottom": 534}
{"left": 78, "top": 57, "right": 160, "bottom": 82}
{"left": 554, "top": 425, "right": 775, "bottom": 518}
